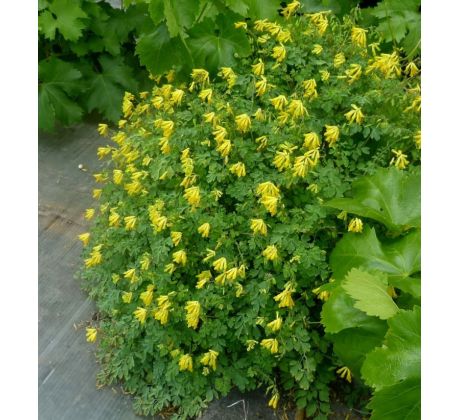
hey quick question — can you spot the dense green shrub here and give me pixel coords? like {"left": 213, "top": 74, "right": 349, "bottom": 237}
{"left": 79, "top": 5, "right": 420, "bottom": 418}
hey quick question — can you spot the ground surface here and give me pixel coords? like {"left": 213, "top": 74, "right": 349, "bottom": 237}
{"left": 38, "top": 122, "right": 290, "bottom": 420}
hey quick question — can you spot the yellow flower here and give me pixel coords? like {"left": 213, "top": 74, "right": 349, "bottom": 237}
{"left": 345, "top": 64, "right": 362, "bottom": 84}
{"left": 250, "top": 219, "right": 268, "bottom": 236}
{"left": 134, "top": 307, "right": 147, "bottom": 324}
{"left": 211, "top": 189, "right": 223, "bottom": 201}
{"left": 108, "top": 210, "right": 120, "bottom": 227}
{"left": 229, "top": 162, "right": 246, "bottom": 177}
{"left": 184, "top": 186, "right": 201, "bottom": 207}
{"left": 281, "top": 0, "right": 301, "bottom": 18}
{"left": 234, "top": 21, "right": 247, "bottom": 29}
{"left": 414, "top": 130, "right": 421, "bottom": 149}
{"left": 292, "top": 154, "right": 311, "bottom": 178}
{"left": 196, "top": 270, "right": 212, "bottom": 289}
{"left": 198, "top": 222, "right": 211, "bottom": 238}
{"left": 140, "top": 286, "right": 154, "bottom": 306}
{"left": 405, "top": 61, "right": 419, "bottom": 77}
{"left": 255, "top": 76, "right": 269, "bottom": 96}
{"left": 351, "top": 27, "right": 367, "bottom": 48}
{"left": 273, "top": 150, "right": 291, "bottom": 171}
{"left": 198, "top": 88, "right": 213, "bottom": 103}
{"left": 348, "top": 218, "right": 363, "bottom": 233}
{"left": 121, "top": 291, "right": 132, "bottom": 303}
{"left": 312, "top": 44, "right": 323, "bottom": 54}
{"left": 319, "top": 69, "right": 330, "bottom": 81}
{"left": 213, "top": 257, "right": 227, "bottom": 272}
{"left": 324, "top": 125, "right": 340, "bottom": 146}
{"left": 302, "top": 79, "right": 318, "bottom": 100}
{"left": 140, "top": 254, "right": 151, "bottom": 271}
{"left": 203, "top": 248, "right": 216, "bottom": 262}
{"left": 226, "top": 267, "right": 239, "bottom": 282}
{"left": 203, "top": 112, "right": 216, "bottom": 125}
{"left": 274, "top": 284, "right": 295, "bottom": 308}
{"left": 246, "top": 339, "right": 258, "bottom": 351}
{"left": 212, "top": 125, "right": 227, "bottom": 143}
{"left": 272, "top": 44, "right": 287, "bottom": 62}
{"left": 86, "top": 327, "right": 97, "bottom": 343}
{"left": 268, "top": 392, "right": 280, "bottom": 409}
{"left": 257, "top": 182, "right": 280, "bottom": 197}
{"left": 200, "top": 350, "right": 219, "bottom": 371}
{"left": 97, "top": 123, "right": 109, "bottom": 137}
{"left": 333, "top": 52, "right": 346, "bottom": 68}
{"left": 303, "top": 132, "right": 321, "bottom": 149}
{"left": 253, "top": 108, "right": 265, "bottom": 122}
{"left": 267, "top": 312, "right": 283, "bottom": 332}
{"left": 307, "top": 183, "right": 319, "bottom": 193}
{"left": 112, "top": 169, "right": 123, "bottom": 185}
{"left": 344, "top": 104, "right": 364, "bottom": 125}
{"left": 262, "top": 245, "right": 278, "bottom": 261}
{"left": 124, "top": 268, "right": 138, "bottom": 283}
{"left": 153, "top": 295, "right": 171, "bottom": 324}
{"left": 337, "top": 366, "right": 352, "bottom": 383}
{"left": 171, "top": 231, "right": 182, "bottom": 246}
{"left": 270, "top": 95, "right": 288, "bottom": 110}
{"left": 164, "top": 263, "right": 176, "bottom": 274}
{"left": 92, "top": 189, "right": 102, "bottom": 199}
{"left": 260, "top": 338, "right": 279, "bottom": 354}
{"left": 171, "top": 89, "right": 185, "bottom": 105}
{"left": 124, "top": 215, "right": 137, "bottom": 230}
{"left": 84, "top": 244, "right": 103, "bottom": 268}
{"left": 259, "top": 195, "right": 278, "bottom": 216}
{"left": 97, "top": 146, "right": 111, "bottom": 160}
{"left": 288, "top": 99, "right": 308, "bottom": 119}
{"left": 252, "top": 59, "right": 265, "bottom": 76}
{"left": 185, "top": 301, "right": 201, "bottom": 329}
{"left": 216, "top": 139, "right": 232, "bottom": 157}
{"left": 178, "top": 354, "right": 193, "bottom": 372}
{"left": 390, "top": 149, "right": 409, "bottom": 169}
{"left": 191, "top": 69, "right": 209, "bottom": 84}
{"left": 118, "top": 119, "right": 127, "bottom": 129}
{"left": 78, "top": 232, "right": 90, "bottom": 246}
{"left": 235, "top": 113, "right": 251, "bottom": 133}
{"left": 215, "top": 272, "right": 227, "bottom": 285}
{"left": 173, "top": 250, "right": 187, "bottom": 266}
{"left": 235, "top": 283, "right": 244, "bottom": 297}
{"left": 312, "top": 287, "right": 330, "bottom": 301}
{"left": 256, "top": 135, "right": 268, "bottom": 151}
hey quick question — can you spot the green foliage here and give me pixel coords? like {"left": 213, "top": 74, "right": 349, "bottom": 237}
{"left": 319, "top": 167, "right": 420, "bottom": 419}
{"left": 78, "top": 9, "right": 420, "bottom": 418}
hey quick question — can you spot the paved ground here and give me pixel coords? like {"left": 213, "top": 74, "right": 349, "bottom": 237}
{"left": 38, "top": 122, "right": 287, "bottom": 420}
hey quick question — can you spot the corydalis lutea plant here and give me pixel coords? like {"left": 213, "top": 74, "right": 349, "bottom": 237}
{"left": 79, "top": 4, "right": 420, "bottom": 419}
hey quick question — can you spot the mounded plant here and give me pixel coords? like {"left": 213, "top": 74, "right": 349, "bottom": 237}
{"left": 79, "top": 3, "right": 420, "bottom": 418}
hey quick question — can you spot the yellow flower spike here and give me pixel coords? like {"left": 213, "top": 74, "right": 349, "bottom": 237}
{"left": 92, "top": 189, "right": 102, "bottom": 199}
{"left": 319, "top": 69, "right": 330, "bottom": 81}
{"left": 78, "top": 232, "right": 90, "bottom": 246}
{"left": 345, "top": 64, "right": 362, "bottom": 84}
{"left": 215, "top": 272, "right": 227, "bottom": 285}
{"left": 254, "top": 108, "right": 265, "bottom": 122}
{"left": 238, "top": 264, "right": 246, "bottom": 278}
{"left": 281, "top": 0, "right": 301, "bottom": 18}
{"left": 255, "top": 76, "right": 268, "bottom": 96}
{"left": 171, "top": 231, "right": 183, "bottom": 246}
{"left": 390, "top": 149, "right": 409, "bottom": 169}
{"left": 268, "top": 392, "right": 280, "bottom": 409}
{"left": 179, "top": 354, "right": 193, "bottom": 372}
{"left": 97, "top": 146, "right": 112, "bottom": 160}
{"left": 113, "top": 169, "right": 123, "bottom": 185}
{"left": 229, "top": 162, "right": 246, "bottom": 177}
{"left": 108, "top": 210, "right": 120, "bottom": 227}
{"left": 246, "top": 340, "right": 258, "bottom": 351}
{"left": 124, "top": 268, "right": 138, "bottom": 283}
{"left": 203, "top": 112, "right": 216, "bottom": 124}
{"left": 414, "top": 130, "right": 421, "bottom": 149}
{"left": 273, "top": 150, "right": 291, "bottom": 171}
{"left": 235, "top": 113, "right": 251, "bottom": 133}
{"left": 302, "top": 79, "right": 318, "bottom": 100}
{"left": 262, "top": 245, "right": 278, "bottom": 261}
{"left": 97, "top": 123, "right": 109, "bottom": 137}
{"left": 252, "top": 59, "right": 265, "bottom": 76}
{"left": 84, "top": 245, "right": 103, "bottom": 268}
{"left": 324, "top": 125, "right": 340, "bottom": 146}
{"left": 274, "top": 286, "right": 295, "bottom": 309}
{"left": 348, "top": 218, "right": 363, "bottom": 233}
{"left": 112, "top": 273, "right": 120, "bottom": 284}
{"left": 336, "top": 366, "right": 352, "bottom": 383}
{"left": 405, "top": 61, "right": 419, "bottom": 77}
{"left": 277, "top": 29, "right": 292, "bottom": 43}
{"left": 134, "top": 307, "right": 148, "bottom": 324}
{"left": 203, "top": 248, "right": 216, "bottom": 262}
{"left": 292, "top": 154, "right": 310, "bottom": 178}
{"left": 333, "top": 52, "right": 346, "bottom": 68}
{"left": 235, "top": 283, "right": 244, "bottom": 297}
{"left": 307, "top": 183, "right": 319, "bottom": 193}
{"left": 213, "top": 257, "right": 228, "bottom": 272}
{"left": 256, "top": 135, "right": 268, "bottom": 151}
{"left": 185, "top": 301, "right": 201, "bottom": 329}
{"left": 172, "top": 250, "right": 187, "bottom": 266}
{"left": 118, "top": 119, "right": 127, "bottom": 129}
{"left": 226, "top": 267, "right": 239, "bottom": 282}
{"left": 303, "top": 132, "right": 321, "bottom": 150}
{"left": 198, "top": 222, "right": 211, "bottom": 238}
{"left": 260, "top": 338, "right": 279, "bottom": 354}
{"left": 121, "top": 291, "right": 133, "bottom": 303}
{"left": 216, "top": 139, "right": 232, "bottom": 157}
{"left": 337, "top": 210, "right": 347, "bottom": 221}
{"left": 191, "top": 68, "right": 210, "bottom": 84}
{"left": 234, "top": 21, "right": 247, "bottom": 29}
{"left": 184, "top": 186, "right": 201, "bottom": 207}
{"left": 124, "top": 215, "right": 137, "bottom": 230}
{"left": 200, "top": 350, "right": 219, "bottom": 371}
{"left": 151, "top": 96, "right": 164, "bottom": 110}
{"left": 171, "top": 89, "right": 184, "bottom": 105}
{"left": 312, "top": 44, "right": 323, "bottom": 55}
{"left": 267, "top": 312, "right": 283, "bottom": 332}
{"left": 288, "top": 99, "right": 308, "bottom": 119}
{"left": 270, "top": 95, "right": 288, "bottom": 110}
{"left": 211, "top": 189, "right": 223, "bottom": 201}
{"left": 272, "top": 44, "right": 287, "bottom": 62}
{"left": 351, "top": 27, "right": 367, "bottom": 48}
{"left": 86, "top": 327, "right": 97, "bottom": 343}
{"left": 164, "top": 263, "right": 176, "bottom": 274}
{"left": 140, "top": 254, "right": 151, "bottom": 271}
{"left": 198, "top": 88, "right": 213, "bottom": 103}
{"left": 344, "top": 104, "right": 364, "bottom": 125}
{"left": 250, "top": 219, "right": 268, "bottom": 236}
{"left": 218, "top": 67, "right": 238, "bottom": 89}
{"left": 212, "top": 125, "right": 228, "bottom": 143}
{"left": 259, "top": 195, "right": 279, "bottom": 216}
{"left": 84, "top": 208, "right": 95, "bottom": 220}
{"left": 196, "top": 270, "right": 212, "bottom": 289}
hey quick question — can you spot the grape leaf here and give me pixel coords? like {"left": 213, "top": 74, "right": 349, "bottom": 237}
{"left": 342, "top": 269, "right": 399, "bottom": 320}
{"left": 136, "top": 23, "right": 192, "bottom": 75}
{"left": 85, "top": 56, "right": 139, "bottom": 122}
{"left": 368, "top": 378, "right": 421, "bottom": 420}
{"left": 39, "top": 0, "right": 88, "bottom": 42}
{"left": 330, "top": 227, "right": 421, "bottom": 286}
{"left": 325, "top": 167, "right": 420, "bottom": 232}
{"left": 188, "top": 14, "right": 251, "bottom": 72}
{"left": 148, "top": 0, "right": 165, "bottom": 25}
{"left": 361, "top": 306, "right": 421, "bottom": 390}
{"left": 376, "top": 14, "right": 408, "bottom": 43}
{"left": 245, "top": 0, "right": 280, "bottom": 19}
{"left": 224, "top": 0, "right": 249, "bottom": 15}
{"left": 163, "top": 0, "right": 199, "bottom": 37}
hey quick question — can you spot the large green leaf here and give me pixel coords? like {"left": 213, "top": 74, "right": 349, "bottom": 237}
{"left": 85, "top": 56, "right": 139, "bottom": 122}
{"left": 136, "top": 23, "right": 191, "bottom": 75}
{"left": 342, "top": 269, "right": 399, "bottom": 320}
{"left": 361, "top": 306, "right": 421, "bottom": 390}
{"left": 163, "top": 0, "right": 199, "bottom": 37}
{"left": 326, "top": 167, "right": 420, "bottom": 232}
{"left": 188, "top": 14, "right": 251, "bottom": 72}
{"left": 368, "top": 378, "right": 421, "bottom": 420}
{"left": 330, "top": 227, "right": 421, "bottom": 288}
{"left": 245, "top": 0, "right": 281, "bottom": 19}
{"left": 38, "top": 0, "right": 88, "bottom": 42}
{"left": 332, "top": 320, "right": 387, "bottom": 374}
